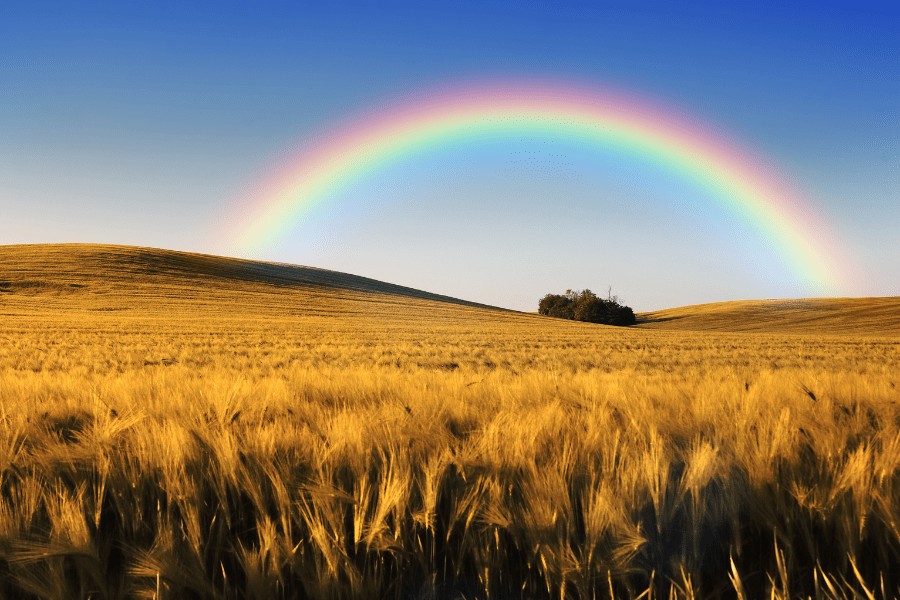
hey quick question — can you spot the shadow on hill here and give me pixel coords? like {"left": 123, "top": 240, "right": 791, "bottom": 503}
{"left": 633, "top": 315, "right": 681, "bottom": 325}
{"left": 0, "top": 243, "right": 508, "bottom": 312}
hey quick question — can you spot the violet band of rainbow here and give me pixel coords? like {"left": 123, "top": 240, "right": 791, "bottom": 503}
{"left": 225, "top": 79, "right": 852, "bottom": 294}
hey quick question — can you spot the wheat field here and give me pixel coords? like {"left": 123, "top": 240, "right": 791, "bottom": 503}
{"left": 1, "top": 244, "right": 899, "bottom": 599}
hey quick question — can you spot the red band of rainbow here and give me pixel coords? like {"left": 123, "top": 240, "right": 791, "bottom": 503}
{"left": 222, "top": 78, "right": 853, "bottom": 294}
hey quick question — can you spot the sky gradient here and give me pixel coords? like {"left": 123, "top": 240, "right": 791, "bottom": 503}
{"left": 2, "top": 1, "right": 897, "bottom": 311}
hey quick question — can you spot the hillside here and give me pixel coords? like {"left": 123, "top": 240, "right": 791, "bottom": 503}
{"left": 1, "top": 244, "right": 898, "bottom": 598}
{"left": 2, "top": 244, "right": 897, "bottom": 336}
{"left": 0, "top": 243, "right": 516, "bottom": 322}
{"left": 635, "top": 296, "right": 900, "bottom": 335}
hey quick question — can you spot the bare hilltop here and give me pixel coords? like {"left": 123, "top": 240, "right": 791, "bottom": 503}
{"left": 2, "top": 243, "right": 898, "bottom": 336}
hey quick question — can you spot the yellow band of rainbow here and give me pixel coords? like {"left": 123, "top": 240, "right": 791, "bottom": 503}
{"left": 224, "top": 78, "right": 853, "bottom": 294}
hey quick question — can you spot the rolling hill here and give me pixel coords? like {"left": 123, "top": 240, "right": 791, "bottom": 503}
{"left": 0, "top": 243, "right": 513, "bottom": 323}
{"left": 1, "top": 243, "right": 898, "bottom": 336}
{"left": 1, "top": 244, "right": 898, "bottom": 598}
{"left": 635, "top": 296, "right": 900, "bottom": 335}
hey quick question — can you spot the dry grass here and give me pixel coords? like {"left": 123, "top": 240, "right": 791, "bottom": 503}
{"left": 636, "top": 297, "right": 900, "bottom": 336}
{"left": 1, "top": 244, "right": 899, "bottom": 599}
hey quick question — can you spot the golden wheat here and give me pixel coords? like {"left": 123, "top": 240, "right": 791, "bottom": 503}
{"left": 1, "top": 244, "right": 899, "bottom": 599}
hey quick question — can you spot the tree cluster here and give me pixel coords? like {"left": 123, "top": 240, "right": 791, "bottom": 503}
{"left": 538, "top": 289, "right": 636, "bottom": 326}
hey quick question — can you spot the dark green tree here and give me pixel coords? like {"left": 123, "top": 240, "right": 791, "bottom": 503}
{"left": 574, "top": 292, "right": 608, "bottom": 323}
{"left": 538, "top": 293, "right": 575, "bottom": 319}
{"left": 539, "top": 288, "right": 635, "bottom": 326}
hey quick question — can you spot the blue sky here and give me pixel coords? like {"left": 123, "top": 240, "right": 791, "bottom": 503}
{"left": 2, "top": 1, "right": 897, "bottom": 311}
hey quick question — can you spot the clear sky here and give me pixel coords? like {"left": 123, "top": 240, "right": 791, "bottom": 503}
{"left": 2, "top": 1, "right": 897, "bottom": 312}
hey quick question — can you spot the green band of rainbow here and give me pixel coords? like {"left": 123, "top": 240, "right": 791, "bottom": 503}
{"left": 223, "top": 78, "right": 852, "bottom": 293}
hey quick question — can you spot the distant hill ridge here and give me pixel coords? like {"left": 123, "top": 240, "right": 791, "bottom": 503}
{"left": 635, "top": 296, "right": 900, "bottom": 335}
{"left": 1, "top": 243, "right": 898, "bottom": 335}
{"left": 0, "top": 243, "right": 499, "bottom": 310}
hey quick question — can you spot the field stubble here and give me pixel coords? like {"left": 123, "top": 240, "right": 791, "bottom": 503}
{"left": 1, "top": 244, "right": 900, "bottom": 599}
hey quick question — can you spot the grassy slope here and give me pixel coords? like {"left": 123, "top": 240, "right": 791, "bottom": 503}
{"left": 2, "top": 244, "right": 900, "bottom": 599}
{"left": 635, "top": 297, "right": 900, "bottom": 335}
{"left": 3, "top": 243, "right": 898, "bottom": 337}
{"left": 0, "top": 243, "right": 506, "bottom": 318}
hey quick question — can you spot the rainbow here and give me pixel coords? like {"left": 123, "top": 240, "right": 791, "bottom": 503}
{"left": 224, "top": 78, "right": 851, "bottom": 293}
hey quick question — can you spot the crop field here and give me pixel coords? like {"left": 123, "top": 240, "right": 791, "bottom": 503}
{"left": 1, "top": 244, "right": 900, "bottom": 600}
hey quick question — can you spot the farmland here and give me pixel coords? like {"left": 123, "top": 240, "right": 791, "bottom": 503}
{"left": 1, "top": 244, "right": 899, "bottom": 599}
